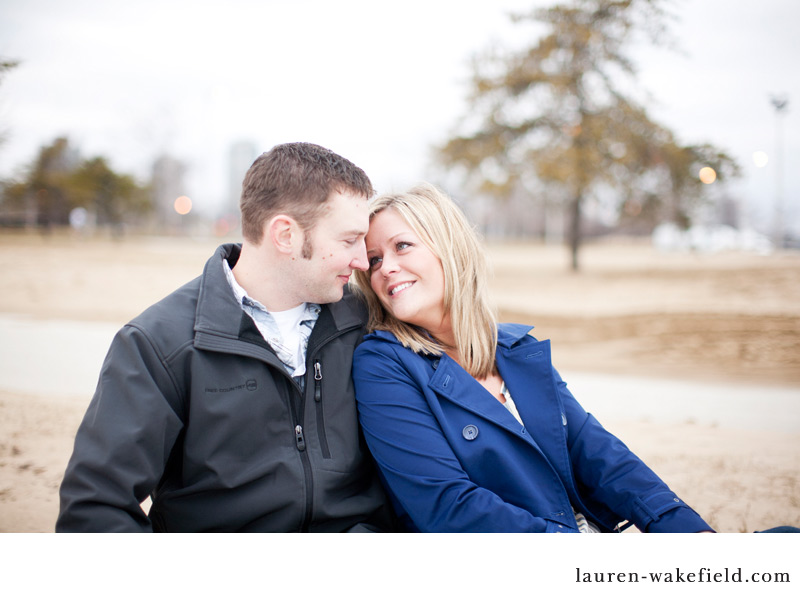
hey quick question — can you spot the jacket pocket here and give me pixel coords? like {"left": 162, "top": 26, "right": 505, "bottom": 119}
{"left": 313, "top": 360, "right": 332, "bottom": 459}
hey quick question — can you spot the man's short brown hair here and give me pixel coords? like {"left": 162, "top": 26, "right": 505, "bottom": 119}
{"left": 239, "top": 142, "right": 374, "bottom": 244}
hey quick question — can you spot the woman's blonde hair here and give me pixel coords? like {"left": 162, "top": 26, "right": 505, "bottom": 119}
{"left": 353, "top": 183, "right": 498, "bottom": 378}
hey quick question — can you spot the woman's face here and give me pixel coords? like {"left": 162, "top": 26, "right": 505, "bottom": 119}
{"left": 366, "top": 208, "right": 450, "bottom": 340}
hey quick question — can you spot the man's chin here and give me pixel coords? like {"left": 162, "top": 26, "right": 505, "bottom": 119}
{"left": 315, "top": 286, "right": 345, "bottom": 305}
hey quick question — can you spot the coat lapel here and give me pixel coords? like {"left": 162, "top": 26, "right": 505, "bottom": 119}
{"left": 427, "top": 355, "right": 545, "bottom": 453}
{"left": 496, "top": 338, "right": 577, "bottom": 496}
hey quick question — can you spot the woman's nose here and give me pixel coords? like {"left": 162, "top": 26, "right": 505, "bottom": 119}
{"left": 380, "top": 253, "right": 400, "bottom": 276}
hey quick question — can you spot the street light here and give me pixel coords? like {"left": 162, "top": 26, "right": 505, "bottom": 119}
{"left": 173, "top": 195, "right": 193, "bottom": 216}
{"left": 699, "top": 167, "right": 717, "bottom": 184}
{"left": 770, "top": 95, "right": 789, "bottom": 248}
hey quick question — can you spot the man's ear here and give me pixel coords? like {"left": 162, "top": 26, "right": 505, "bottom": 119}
{"left": 266, "top": 215, "right": 298, "bottom": 255}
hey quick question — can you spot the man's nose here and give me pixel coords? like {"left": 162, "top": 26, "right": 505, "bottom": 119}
{"left": 351, "top": 240, "right": 369, "bottom": 272}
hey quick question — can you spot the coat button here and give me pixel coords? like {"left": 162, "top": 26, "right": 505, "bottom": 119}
{"left": 561, "top": 413, "right": 567, "bottom": 426}
{"left": 462, "top": 425, "right": 479, "bottom": 440}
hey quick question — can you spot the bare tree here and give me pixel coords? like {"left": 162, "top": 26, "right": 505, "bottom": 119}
{"left": 437, "top": 0, "right": 737, "bottom": 270}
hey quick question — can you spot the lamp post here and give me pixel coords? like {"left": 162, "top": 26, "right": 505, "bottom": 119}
{"left": 770, "top": 95, "right": 789, "bottom": 248}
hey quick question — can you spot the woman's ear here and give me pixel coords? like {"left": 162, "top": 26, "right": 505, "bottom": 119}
{"left": 266, "top": 214, "right": 298, "bottom": 255}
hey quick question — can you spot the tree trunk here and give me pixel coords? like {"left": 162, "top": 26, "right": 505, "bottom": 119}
{"left": 567, "top": 194, "right": 582, "bottom": 272}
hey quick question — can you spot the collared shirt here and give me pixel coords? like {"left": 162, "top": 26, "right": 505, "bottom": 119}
{"left": 223, "top": 260, "right": 320, "bottom": 386}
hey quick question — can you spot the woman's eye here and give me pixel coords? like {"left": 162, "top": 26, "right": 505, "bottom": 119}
{"left": 396, "top": 241, "right": 412, "bottom": 251}
{"left": 368, "top": 256, "right": 382, "bottom": 269}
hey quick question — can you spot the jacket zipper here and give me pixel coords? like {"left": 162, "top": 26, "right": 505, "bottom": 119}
{"left": 235, "top": 325, "right": 360, "bottom": 531}
{"left": 294, "top": 425, "right": 306, "bottom": 451}
{"left": 194, "top": 331, "right": 321, "bottom": 531}
{"left": 313, "top": 360, "right": 331, "bottom": 459}
{"left": 284, "top": 374, "right": 314, "bottom": 532}
{"left": 305, "top": 325, "right": 361, "bottom": 464}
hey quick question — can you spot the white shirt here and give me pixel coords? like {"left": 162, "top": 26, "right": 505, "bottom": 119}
{"left": 222, "top": 259, "right": 320, "bottom": 382}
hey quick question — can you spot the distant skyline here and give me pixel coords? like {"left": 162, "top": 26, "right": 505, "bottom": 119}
{"left": 1, "top": 0, "right": 797, "bottom": 236}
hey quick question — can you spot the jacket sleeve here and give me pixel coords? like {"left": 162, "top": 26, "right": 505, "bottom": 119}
{"left": 56, "top": 324, "right": 185, "bottom": 532}
{"left": 557, "top": 371, "right": 713, "bottom": 533}
{"left": 353, "top": 341, "right": 574, "bottom": 533}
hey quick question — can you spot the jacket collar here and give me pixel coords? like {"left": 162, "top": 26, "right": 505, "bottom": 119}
{"left": 365, "top": 323, "right": 534, "bottom": 352}
{"left": 496, "top": 323, "right": 535, "bottom": 349}
{"left": 194, "top": 243, "right": 249, "bottom": 339}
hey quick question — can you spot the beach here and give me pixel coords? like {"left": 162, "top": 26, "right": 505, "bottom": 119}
{"left": 1, "top": 231, "right": 798, "bottom": 533}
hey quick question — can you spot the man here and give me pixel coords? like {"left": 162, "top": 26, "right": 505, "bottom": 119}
{"left": 57, "top": 142, "right": 394, "bottom": 532}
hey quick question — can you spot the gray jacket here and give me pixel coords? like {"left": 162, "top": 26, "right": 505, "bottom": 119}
{"left": 57, "top": 244, "right": 393, "bottom": 532}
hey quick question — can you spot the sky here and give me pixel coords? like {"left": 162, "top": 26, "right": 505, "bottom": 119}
{"left": 0, "top": 0, "right": 798, "bottom": 235}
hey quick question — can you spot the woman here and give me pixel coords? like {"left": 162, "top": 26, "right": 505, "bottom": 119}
{"left": 352, "top": 183, "right": 713, "bottom": 533}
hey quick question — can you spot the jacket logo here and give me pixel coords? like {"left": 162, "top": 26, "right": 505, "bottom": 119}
{"left": 205, "top": 379, "right": 258, "bottom": 394}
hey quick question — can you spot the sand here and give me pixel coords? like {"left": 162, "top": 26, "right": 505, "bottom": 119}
{"left": 1, "top": 231, "right": 798, "bottom": 533}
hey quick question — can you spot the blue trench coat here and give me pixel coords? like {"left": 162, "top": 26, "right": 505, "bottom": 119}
{"left": 353, "top": 324, "right": 712, "bottom": 533}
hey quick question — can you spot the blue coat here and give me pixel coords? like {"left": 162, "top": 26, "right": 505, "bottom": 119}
{"left": 353, "top": 324, "right": 712, "bottom": 533}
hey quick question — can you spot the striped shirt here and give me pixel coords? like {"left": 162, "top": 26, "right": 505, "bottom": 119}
{"left": 223, "top": 260, "right": 320, "bottom": 388}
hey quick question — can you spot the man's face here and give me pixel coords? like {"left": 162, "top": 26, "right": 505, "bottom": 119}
{"left": 292, "top": 190, "right": 369, "bottom": 305}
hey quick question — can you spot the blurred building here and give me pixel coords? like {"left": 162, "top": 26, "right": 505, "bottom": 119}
{"left": 226, "top": 140, "right": 258, "bottom": 220}
{"left": 150, "top": 154, "right": 187, "bottom": 231}
{"left": 453, "top": 182, "right": 562, "bottom": 244}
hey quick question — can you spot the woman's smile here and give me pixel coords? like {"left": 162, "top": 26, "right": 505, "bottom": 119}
{"left": 388, "top": 281, "right": 415, "bottom": 297}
